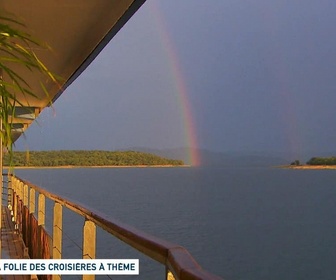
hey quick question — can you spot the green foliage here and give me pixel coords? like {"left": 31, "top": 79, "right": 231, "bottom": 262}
{"left": 0, "top": 15, "right": 59, "bottom": 155}
{"left": 306, "top": 157, "right": 336, "bottom": 166}
{"left": 290, "top": 159, "right": 301, "bottom": 166}
{"left": 3, "top": 150, "right": 184, "bottom": 167}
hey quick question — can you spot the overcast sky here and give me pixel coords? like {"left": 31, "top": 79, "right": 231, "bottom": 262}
{"left": 15, "top": 0, "right": 336, "bottom": 160}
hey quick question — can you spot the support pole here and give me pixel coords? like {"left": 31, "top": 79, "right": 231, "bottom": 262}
{"left": 0, "top": 68, "right": 3, "bottom": 259}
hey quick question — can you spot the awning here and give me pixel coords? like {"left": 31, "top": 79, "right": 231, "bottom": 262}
{"left": 0, "top": 0, "right": 146, "bottom": 141}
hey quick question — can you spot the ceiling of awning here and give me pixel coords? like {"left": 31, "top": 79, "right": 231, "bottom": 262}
{"left": 0, "top": 0, "right": 146, "bottom": 141}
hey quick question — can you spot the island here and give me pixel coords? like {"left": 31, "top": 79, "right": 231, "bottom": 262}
{"left": 286, "top": 157, "right": 336, "bottom": 169}
{"left": 4, "top": 150, "right": 185, "bottom": 168}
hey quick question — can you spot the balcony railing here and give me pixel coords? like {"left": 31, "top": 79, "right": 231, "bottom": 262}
{"left": 8, "top": 175, "right": 222, "bottom": 280}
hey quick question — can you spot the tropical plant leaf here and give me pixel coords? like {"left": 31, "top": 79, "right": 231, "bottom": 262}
{"left": 0, "top": 14, "right": 61, "bottom": 165}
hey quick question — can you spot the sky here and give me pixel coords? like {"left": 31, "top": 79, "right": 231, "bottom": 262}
{"left": 15, "top": 0, "right": 336, "bottom": 161}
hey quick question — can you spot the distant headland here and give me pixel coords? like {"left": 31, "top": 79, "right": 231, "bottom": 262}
{"left": 4, "top": 150, "right": 185, "bottom": 168}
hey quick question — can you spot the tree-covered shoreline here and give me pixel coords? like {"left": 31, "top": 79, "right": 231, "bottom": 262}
{"left": 4, "top": 150, "right": 184, "bottom": 167}
{"left": 287, "top": 156, "right": 336, "bottom": 168}
{"left": 306, "top": 157, "right": 336, "bottom": 166}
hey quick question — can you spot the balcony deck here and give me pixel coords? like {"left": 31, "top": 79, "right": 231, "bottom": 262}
{"left": 1, "top": 206, "right": 30, "bottom": 280}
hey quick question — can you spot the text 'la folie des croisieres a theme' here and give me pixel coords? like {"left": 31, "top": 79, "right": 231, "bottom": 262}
{"left": 0, "top": 259, "right": 139, "bottom": 275}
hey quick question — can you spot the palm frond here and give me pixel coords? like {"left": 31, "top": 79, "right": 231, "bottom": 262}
{"left": 0, "top": 14, "right": 61, "bottom": 163}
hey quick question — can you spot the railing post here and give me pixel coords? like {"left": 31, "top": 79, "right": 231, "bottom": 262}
{"left": 83, "top": 219, "right": 96, "bottom": 280}
{"left": 53, "top": 202, "right": 62, "bottom": 280}
{"left": 10, "top": 176, "right": 15, "bottom": 194}
{"left": 38, "top": 193, "right": 45, "bottom": 226}
{"left": 52, "top": 202, "right": 62, "bottom": 272}
{"left": 166, "top": 270, "right": 176, "bottom": 280}
{"left": 53, "top": 202, "right": 62, "bottom": 258}
{"left": 8, "top": 173, "right": 13, "bottom": 208}
{"left": 9, "top": 176, "right": 14, "bottom": 211}
{"left": 12, "top": 178, "right": 18, "bottom": 224}
{"left": 19, "top": 181, "right": 24, "bottom": 201}
{"left": 29, "top": 188, "right": 35, "bottom": 214}
{"left": 23, "top": 184, "right": 29, "bottom": 206}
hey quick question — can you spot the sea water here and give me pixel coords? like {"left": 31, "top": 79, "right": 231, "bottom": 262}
{"left": 15, "top": 167, "right": 336, "bottom": 280}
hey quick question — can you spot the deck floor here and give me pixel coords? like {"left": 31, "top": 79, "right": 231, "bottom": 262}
{"left": 1, "top": 206, "right": 30, "bottom": 280}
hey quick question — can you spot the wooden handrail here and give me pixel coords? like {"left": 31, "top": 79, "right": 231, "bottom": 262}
{"left": 13, "top": 176, "right": 223, "bottom": 280}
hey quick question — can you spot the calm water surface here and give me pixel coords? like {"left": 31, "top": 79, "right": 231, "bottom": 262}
{"left": 15, "top": 167, "right": 336, "bottom": 280}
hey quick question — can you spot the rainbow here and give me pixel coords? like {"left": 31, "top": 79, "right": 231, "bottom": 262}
{"left": 149, "top": 3, "right": 201, "bottom": 166}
